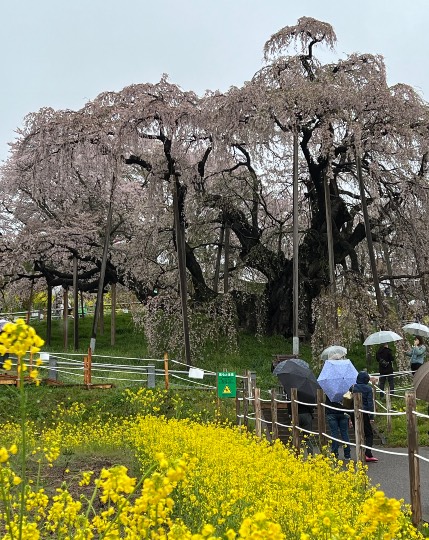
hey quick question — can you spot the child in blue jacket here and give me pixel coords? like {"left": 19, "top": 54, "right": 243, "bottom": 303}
{"left": 351, "top": 371, "right": 378, "bottom": 462}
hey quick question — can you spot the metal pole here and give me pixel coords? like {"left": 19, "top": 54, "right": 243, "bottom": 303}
{"left": 292, "top": 131, "right": 300, "bottom": 354}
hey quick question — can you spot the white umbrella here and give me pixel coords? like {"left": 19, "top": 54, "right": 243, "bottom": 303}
{"left": 402, "top": 322, "right": 429, "bottom": 338}
{"left": 363, "top": 330, "right": 403, "bottom": 346}
{"left": 320, "top": 345, "right": 347, "bottom": 360}
{"left": 0, "top": 319, "right": 9, "bottom": 332}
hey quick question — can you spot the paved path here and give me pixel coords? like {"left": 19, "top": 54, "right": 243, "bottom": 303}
{"left": 339, "top": 446, "right": 429, "bottom": 521}
{"left": 365, "top": 446, "right": 429, "bottom": 521}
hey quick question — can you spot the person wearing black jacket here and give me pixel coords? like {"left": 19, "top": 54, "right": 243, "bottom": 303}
{"left": 376, "top": 343, "right": 394, "bottom": 399}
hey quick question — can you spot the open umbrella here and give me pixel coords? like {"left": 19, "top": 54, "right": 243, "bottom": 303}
{"left": 363, "top": 330, "right": 403, "bottom": 346}
{"left": 402, "top": 322, "right": 429, "bottom": 338}
{"left": 317, "top": 359, "right": 358, "bottom": 402}
{"left": 320, "top": 345, "right": 347, "bottom": 361}
{"left": 413, "top": 362, "right": 429, "bottom": 402}
{"left": 275, "top": 361, "right": 320, "bottom": 402}
{"left": 273, "top": 358, "right": 309, "bottom": 375}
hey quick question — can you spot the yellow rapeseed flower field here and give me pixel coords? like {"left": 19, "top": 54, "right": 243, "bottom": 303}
{"left": 0, "top": 322, "right": 426, "bottom": 538}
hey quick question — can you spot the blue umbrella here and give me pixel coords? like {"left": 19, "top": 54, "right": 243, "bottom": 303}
{"left": 317, "top": 359, "right": 358, "bottom": 403}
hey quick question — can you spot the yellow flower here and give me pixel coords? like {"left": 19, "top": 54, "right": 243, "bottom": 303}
{"left": 0, "top": 447, "right": 10, "bottom": 463}
{"left": 3, "top": 359, "right": 12, "bottom": 371}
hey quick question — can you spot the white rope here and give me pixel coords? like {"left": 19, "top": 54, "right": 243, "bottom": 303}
{"left": 415, "top": 453, "right": 429, "bottom": 463}
{"left": 413, "top": 410, "right": 429, "bottom": 419}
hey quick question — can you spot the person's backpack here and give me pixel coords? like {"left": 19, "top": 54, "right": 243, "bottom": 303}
{"left": 379, "top": 358, "right": 390, "bottom": 369}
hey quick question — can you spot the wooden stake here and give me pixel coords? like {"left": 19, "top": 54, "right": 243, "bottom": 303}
{"left": 406, "top": 392, "right": 422, "bottom": 526}
{"left": 271, "top": 388, "right": 278, "bottom": 441}
{"left": 291, "top": 388, "right": 300, "bottom": 452}
{"left": 317, "top": 388, "right": 327, "bottom": 450}
{"left": 354, "top": 392, "right": 366, "bottom": 464}
{"left": 254, "top": 388, "right": 262, "bottom": 438}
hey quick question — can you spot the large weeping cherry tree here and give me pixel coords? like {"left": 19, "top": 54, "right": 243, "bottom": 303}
{"left": 1, "top": 17, "right": 429, "bottom": 342}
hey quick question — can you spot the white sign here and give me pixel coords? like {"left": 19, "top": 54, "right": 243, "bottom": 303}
{"left": 188, "top": 367, "right": 204, "bottom": 379}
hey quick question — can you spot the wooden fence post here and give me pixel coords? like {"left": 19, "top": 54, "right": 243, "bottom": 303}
{"left": 236, "top": 390, "right": 241, "bottom": 426}
{"left": 317, "top": 388, "right": 327, "bottom": 450}
{"left": 406, "top": 392, "right": 422, "bottom": 526}
{"left": 86, "top": 347, "right": 92, "bottom": 386}
{"left": 271, "top": 388, "right": 278, "bottom": 441}
{"left": 254, "top": 388, "right": 262, "bottom": 438}
{"left": 164, "top": 352, "right": 169, "bottom": 390}
{"left": 291, "top": 387, "right": 300, "bottom": 452}
{"left": 243, "top": 387, "right": 249, "bottom": 429}
{"left": 354, "top": 392, "right": 365, "bottom": 464}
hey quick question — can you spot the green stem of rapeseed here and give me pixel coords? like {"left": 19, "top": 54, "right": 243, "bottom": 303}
{"left": 99, "top": 463, "right": 158, "bottom": 540}
{"left": 18, "top": 356, "right": 27, "bottom": 540}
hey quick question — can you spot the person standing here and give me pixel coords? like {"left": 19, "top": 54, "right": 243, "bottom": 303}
{"left": 351, "top": 371, "right": 378, "bottom": 463}
{"left": 376, "top": 343, "right": 395, "bottom": 398}
{"left": 406, "top": 336, "right": 427, "bottom": 373}
{"left": 325, "top": 396, "right": 351, "bottom": 461}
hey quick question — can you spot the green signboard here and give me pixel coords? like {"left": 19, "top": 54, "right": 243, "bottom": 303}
{"left": 217, "top": 372, "right": 237, "bottom": 398}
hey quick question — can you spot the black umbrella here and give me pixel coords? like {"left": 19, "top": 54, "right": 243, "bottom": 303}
{"left": 275, "top": 361, "right": 320, "bottom": 402}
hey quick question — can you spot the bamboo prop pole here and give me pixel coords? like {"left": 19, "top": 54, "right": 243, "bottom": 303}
{"left": 270, "top": 388, "right": 278, "bottom": 441}
{"left": 316, "top": 388, "right": 327, "bottom": 450}
{"left": 254, "top": 388, "right": 262, "bottom": 438}
{"left": 164, "top": 352, "right": 169, "bottom": 390}
{"left": 406, "top": 392, "right": 422, "bottom": 527}
{"left": 353, "top": 393, "right": 366, "bottom": 464}
{"left": 290, "top": 388, "right": 300, "bottom": 453}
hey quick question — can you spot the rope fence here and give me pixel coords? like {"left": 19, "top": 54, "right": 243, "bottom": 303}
{"left": 235, "top": 376, "right": 428, "bottom": 527}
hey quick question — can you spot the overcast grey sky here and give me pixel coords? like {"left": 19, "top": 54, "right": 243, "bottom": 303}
{"left": 1, "top": 0, "right": 427, "bottom": 163}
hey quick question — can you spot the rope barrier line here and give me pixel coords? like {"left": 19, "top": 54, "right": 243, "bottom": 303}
{"left": 415, "top": 453, "right": 429, "bottom": 463}
{"left": 413, "top": 410, "right": 429, "bottom": 419}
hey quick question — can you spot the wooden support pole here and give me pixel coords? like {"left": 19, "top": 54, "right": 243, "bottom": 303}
{"left": 46, "top": 283, "right": 52, "bottom": 346}
{"left": 354, "top": 392, "right": 366, "bottom": 464}
{"left": 254, "top": 388, "right": 262, "bottom": 438}
{"left": 73, "top": 256, "right": 79, "bottom": 351}
{"left": 164, "top": 352, "right": 169, "bottom": 390}
{"left": 63, "top": 287, "right": 68, "bottom": 349}
{"left": 317, "top": 388, "right": 327, "bottom": 450}
{"left": 292, "top": 131, "right": 300, "bottom": 355}
{"left": 271, "top": 388, "right": 278, "bottom": 441}
{"left": 406, "top": 392, "right": 422, "bottom": 526}
{"left": 355, "top": 151, "right": 385, "bottom": 318}
{"left": 291, "top": 387, "right": 300, "bottom": 452}
{"left": 111, "top": 283, "right": 116, "bottom": 346}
